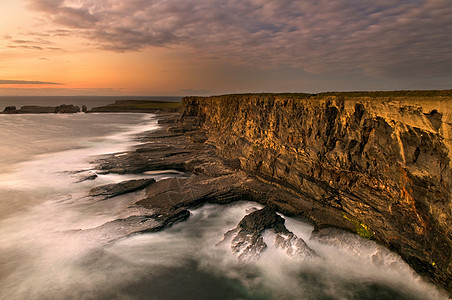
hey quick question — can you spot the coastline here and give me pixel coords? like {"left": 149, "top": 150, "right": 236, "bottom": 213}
{"left": 1, "top": 94, "right": 448, "bottom": 296}
{"left": 86, "top": 107, "right": 449, "bottom": 296}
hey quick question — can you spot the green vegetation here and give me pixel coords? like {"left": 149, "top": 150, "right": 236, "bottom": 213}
{"left": 343, "top": 214, "right": 375, "bottom": 239}
{"left": 216, "top": 92, "right": 312, "bottom": 99}
{"left": 316, "top": 90, "right": 452, "bottom": 98}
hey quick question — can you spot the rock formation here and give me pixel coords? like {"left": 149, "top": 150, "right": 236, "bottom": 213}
{"left": 221, "top": 207, "right": 316, "bottom": 260}
{"left": 180, "top": 93, "right": 452, "bottom": 291}
{"left": 88, "top": 178, "right": 156, "bottom": 200}
{"left": 1, "top": 104, "right": 80, "bottom": 114}
{"left": 55, "top": 104, "right": 80, "bottom": 113}
{"left": 2, "top": 106, "right": 18, "bottom": 114}
{"left": 18, "top": 105, "right": 57, "bottom": 113}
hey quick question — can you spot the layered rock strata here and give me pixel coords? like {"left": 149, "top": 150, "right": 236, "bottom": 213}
{"left": 181, "top": 94, "right": 452, "bottom": 291}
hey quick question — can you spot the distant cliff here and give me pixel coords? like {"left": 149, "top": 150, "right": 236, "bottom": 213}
{"left": 88, "top": 100, "right": 180, "bottom": 113}
{"left": 181, "top": 93, "right": 452, "bottom": 291}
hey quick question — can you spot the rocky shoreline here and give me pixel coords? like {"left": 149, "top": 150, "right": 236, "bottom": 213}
{"left": 85, "top": 112, "right": 334, "bottom": 238}
{"left": 77, "top": 106, "right": 450, "bottom": 295}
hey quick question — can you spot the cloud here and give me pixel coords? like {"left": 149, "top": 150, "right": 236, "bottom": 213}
{"left": 1, "top": 34, "right": 59, "bottom": 51}
{"left": 26, "top": 0, "right": 452, "bottom": 79}
{"left": 7, "top": 45, "right": 44, "bottom": 50}
{"left": 0, "top": 80, "right": 61, "bottom": 85}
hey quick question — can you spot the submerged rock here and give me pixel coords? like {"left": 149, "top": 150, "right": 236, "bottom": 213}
{"left": 222, "top": 207, "right": 316, "bottom": 260}
{"left": 75, "top": 171, "right": 98, "bottom": 182}
{"left": 89, "top": 178, "right": 156, "bottom": 199}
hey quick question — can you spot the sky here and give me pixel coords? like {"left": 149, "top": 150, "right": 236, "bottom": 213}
{"left": 0, "top": 0, "right": 451, "bottom": 96}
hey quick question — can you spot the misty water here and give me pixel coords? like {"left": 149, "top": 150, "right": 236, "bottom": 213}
{"left": 0, "top": 112, "right": 448, "bottom": 300}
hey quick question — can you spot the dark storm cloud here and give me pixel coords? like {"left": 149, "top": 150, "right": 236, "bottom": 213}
{"left": 0, "top": 80, "right": 61, "bottom": 85}
{"left": 27, "top": 0, "right": 452, "bottom": 79}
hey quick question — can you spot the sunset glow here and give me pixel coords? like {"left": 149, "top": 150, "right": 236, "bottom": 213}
{"left": 1, "top": 0, "right": 451, "bottom": 96}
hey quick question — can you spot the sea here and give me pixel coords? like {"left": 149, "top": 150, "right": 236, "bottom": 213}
{"left": 0, "top": 97, "right": 448, "bottom": 300}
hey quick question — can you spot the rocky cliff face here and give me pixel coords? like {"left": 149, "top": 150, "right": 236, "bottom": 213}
{"left": 181, "top": 94, "right": 451, "bottom": 291}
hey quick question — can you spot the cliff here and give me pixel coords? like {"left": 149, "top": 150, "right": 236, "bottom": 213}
{"left": 181, "top": 93, "right": 452, "bottom": 291}
{"left": 88, "top": 100, "right": 180, "bottom": 113}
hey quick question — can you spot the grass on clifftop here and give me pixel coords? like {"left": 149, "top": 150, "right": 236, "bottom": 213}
{"left": 215, "top": 89, "right": 452, "bottom": 99}
{"left": 316, "top": 89, "right": 452, "bottom": 98}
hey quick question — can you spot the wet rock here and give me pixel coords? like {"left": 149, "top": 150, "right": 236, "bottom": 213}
{"left": 82, "top": 105, "right": 87, "bottom": 113}
{"left": 89, "top": 178, "right": 155, "bottom": 199}
{"left": 222, "top": 207, "right": 315, "bottom": 260}
{"left": 75, "top": 171, "right": 98, "bottom": 182}
{"left": 274, "top": 232, "right": 316, "bottom": 259}
{"left": 68, "top": 208, "right": 190, "bottom": 243}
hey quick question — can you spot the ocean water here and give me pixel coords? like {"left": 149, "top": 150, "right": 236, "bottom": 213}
{"left": 0, "top": 111, "right": 448, "bottom": 300}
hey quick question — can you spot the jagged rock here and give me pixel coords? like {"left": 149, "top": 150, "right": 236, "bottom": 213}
{"left": 274, "top": 232, "right": 316, "bottom": 258}
{"left": 82, "top": 105, "right": 87, "bottom": 113}
{"left": 222, "top": 207, "right": 315, "bottom": 260}
{"left": 2, "top": 106, "right": 18, "bottom": 114}
{"left": 89, "top": 178, "right": 155, "bottom": 199}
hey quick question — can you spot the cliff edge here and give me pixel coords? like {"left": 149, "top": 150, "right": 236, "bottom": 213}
{"left": 181, "top": 93, "right": 452, "bottom": 291}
